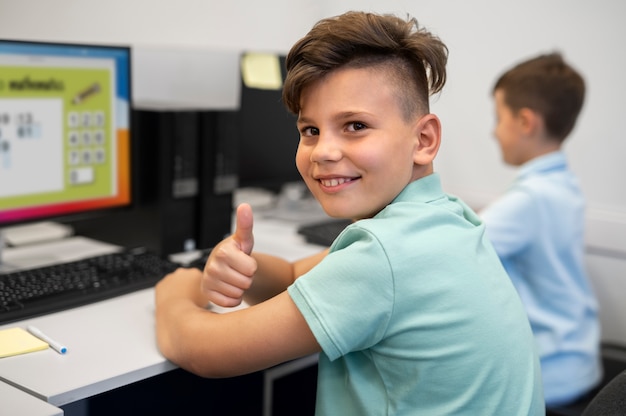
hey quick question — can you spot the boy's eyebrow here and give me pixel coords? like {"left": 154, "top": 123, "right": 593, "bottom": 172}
{"left": 296, "top": 115, "right": 313, "bottom": 125}
{"left": 297, "top": 111, "right": 372, "bottom": 125}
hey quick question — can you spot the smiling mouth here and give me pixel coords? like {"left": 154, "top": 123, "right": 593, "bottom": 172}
{"left": 319, "top": 177, "right": 356, "bottom": 187}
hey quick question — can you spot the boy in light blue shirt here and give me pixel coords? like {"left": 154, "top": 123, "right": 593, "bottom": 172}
{"left": 481, "top": 53, "right": 602, "bottom": 407}
{"left": 156, "top": 11, "right": 544, "bottom": 415}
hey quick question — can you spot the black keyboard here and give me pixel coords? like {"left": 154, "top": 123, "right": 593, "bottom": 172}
{"left": 0, "top": 248, "right": 180, "bottom": 325}
{"left": 297, "top": 219, "right": 353, "bottom": 246}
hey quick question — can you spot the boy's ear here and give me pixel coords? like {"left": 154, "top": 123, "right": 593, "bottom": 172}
{"left": 517, "top": 107, "right": 542, "bottom": 136}
{"left": 413, "top": 113, "right": 441, "bottom": 165}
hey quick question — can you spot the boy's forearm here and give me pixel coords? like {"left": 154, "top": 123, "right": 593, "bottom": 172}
{"left": 156, "top": 302, "right": 243, "bottom": 377}
{"left": 155, "top": 297, "right": 205, "bottom": 366}
{"left": 244, "top": 252, "right": 296, "bottom": 304}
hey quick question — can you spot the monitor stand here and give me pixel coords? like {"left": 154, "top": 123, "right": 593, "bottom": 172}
{"left": 1, "top": 222, "right": 73, "bottom": 247}
{"left": 0, "top": 229, "right": 18, "bottom": 273}
{"left": 0, "top": 223, "right": 76, "bottom": 273}
{"left": 0, "top": 230, "right": 121, "bottom": 274}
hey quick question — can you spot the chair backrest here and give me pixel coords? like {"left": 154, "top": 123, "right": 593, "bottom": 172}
{"left": 581, "top": 369, "right": 626, "bottom": 416}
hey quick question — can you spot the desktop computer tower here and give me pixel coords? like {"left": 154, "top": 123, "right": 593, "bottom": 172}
{"left": 197, "top": 110, "right": 238, "bottom": 249}
{"left": 130, "top": 109, "right": 200, "bottom": 255}
{"left": 129, "top": 109, "right": 236, "bottom": 254}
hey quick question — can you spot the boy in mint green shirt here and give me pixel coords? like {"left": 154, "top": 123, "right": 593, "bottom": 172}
{"left": 155, "top": 11, "right": 544, "bottom": 415}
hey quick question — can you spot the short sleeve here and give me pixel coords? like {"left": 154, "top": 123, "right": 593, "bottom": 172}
{"left": 288, "top": 227, "right": 394, "bottom": 361}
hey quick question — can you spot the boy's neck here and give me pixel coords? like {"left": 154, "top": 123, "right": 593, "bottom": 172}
{"left": 520, "top": 139, "right": 561, "bottom": 165}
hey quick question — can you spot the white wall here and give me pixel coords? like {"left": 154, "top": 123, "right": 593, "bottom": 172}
{"left": 1, "top": 0, "right": 624, "bottom": 344}
{"left": 0, "top": 0, "right": 324, "bottom": 109}
{"left": 0, "top": 0, "right": 319, "bottom": 51}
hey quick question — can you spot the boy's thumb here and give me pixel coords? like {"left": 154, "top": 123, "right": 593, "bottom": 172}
{"left": 233, "top": 203, "right": 254, "bottom": 255}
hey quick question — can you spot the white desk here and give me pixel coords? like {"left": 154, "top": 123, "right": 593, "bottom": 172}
{"left": 0, "top": 288, "right": 176, "bottom": 406}
{"left": 1, "top": 381, "right": 63, "bottom": 416}
{"left": 0, "top": 214, "right": 326, "bottom": 409}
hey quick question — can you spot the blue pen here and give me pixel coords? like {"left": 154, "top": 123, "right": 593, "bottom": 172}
{"left": 27, "top": 326, "right": 68, "bottom": 355}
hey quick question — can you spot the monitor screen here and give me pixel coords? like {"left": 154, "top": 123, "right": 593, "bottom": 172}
{"left": 0, "top": 40, "right": 132, "bottom": 227}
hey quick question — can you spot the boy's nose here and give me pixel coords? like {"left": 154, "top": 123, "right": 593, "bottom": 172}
{"left": 310, "top": 134, "right": 342, "bottom": 163}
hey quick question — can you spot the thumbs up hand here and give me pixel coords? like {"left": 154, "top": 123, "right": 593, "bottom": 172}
{"left": 201, "top": 203, "right": 257, "bottom": 307}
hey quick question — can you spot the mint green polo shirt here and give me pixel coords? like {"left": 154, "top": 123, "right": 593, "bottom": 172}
{"left": 288, "top": 173, "right": 544, "bottom": 415}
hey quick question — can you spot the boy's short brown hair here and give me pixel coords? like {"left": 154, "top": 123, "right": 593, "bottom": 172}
{"left": 282, "top": 11, "right": 448, "bottom": 120}
{"left": 493, "top": 53, "right": 585, "bottom": 142}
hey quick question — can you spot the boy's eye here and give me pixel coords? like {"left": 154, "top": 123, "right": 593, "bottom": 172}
{"left": 347, "top": 122, "right": 367, "bottom": 132}
{"left": 301, "top": 126, "right": 319, "bottom": 136}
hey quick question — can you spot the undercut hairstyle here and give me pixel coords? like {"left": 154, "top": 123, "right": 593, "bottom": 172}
{"left": 493, "top": 52, "right": 585, "bottom": 142}
{"left": 282, "top": 11, "right": 448, "bottom": 121}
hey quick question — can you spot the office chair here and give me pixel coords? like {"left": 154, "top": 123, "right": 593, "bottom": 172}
{"left": 547, "top": 343, "right": 626, "bottom": 416}
{"left": 581, "top": 369, "right": 626, "bottom": 416}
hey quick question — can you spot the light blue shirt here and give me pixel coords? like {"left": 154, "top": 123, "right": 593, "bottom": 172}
{"left": 481, "top": 151, "right": 602, "bottom": 406}
{"left": 289, "top": 173, "right": 544, "bottom": 415}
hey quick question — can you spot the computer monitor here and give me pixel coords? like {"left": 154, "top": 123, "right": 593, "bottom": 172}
{"left": 237, "top": 55, "right": 302, "bottom": 193}
{"left": 0, "top": 40, "right": 132, "bottom": 228}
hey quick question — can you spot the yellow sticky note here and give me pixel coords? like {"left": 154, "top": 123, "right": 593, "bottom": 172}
{"left": 0, "top": 327, "right": 49, "bottom": 358}
{"left": 241, "top": 52, "right": 283, "bottom": 90}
